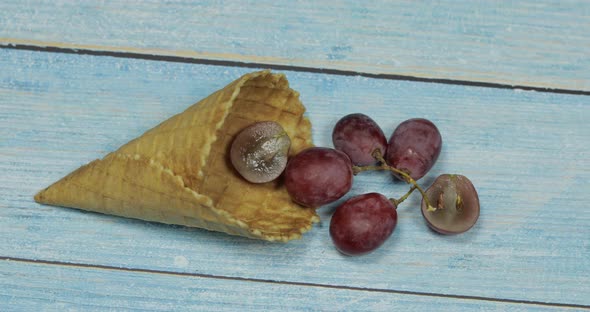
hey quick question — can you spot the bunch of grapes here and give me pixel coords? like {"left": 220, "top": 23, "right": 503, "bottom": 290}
{"left": 230, "top": 115, "right": 479, "bottom": 256}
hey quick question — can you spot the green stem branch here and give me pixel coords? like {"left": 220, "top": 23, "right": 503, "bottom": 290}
{"left": 391, "top": 185, "right": 417, "bottom": 206}
{"left": 353, "top": 149, "right": 437, "bottom": 211}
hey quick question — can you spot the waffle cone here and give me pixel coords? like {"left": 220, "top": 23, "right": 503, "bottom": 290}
{"left": 34, "top": 70, "right": 319, "bottom": 242}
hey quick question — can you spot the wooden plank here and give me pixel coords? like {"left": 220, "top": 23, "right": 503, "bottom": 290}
{"left": 1, "top": 259, "right": 574, "bottom": 311}
{"left": 0, "top": 49, "right": 589, "bottom": 307}
{"left": 1, "top": 0, "right": 589, "bottom": 91}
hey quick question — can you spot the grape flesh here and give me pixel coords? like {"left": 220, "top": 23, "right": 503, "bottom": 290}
{"left": 385, "top": 118, "right": 442, "bottom": 181}
{"left": 421, "top": 174, "right": 479, "bottom": 234}
{"left": 332, "top": 113, "right": 387, "bottom": 166}
{"left": 230, "top": 121, "right": 291, "bottom": 183}
{"left": 284, "top": 147, "right": 353, "bottom": 207}
{"left": 330, "top": 193, "right": 397, "bottom": 256}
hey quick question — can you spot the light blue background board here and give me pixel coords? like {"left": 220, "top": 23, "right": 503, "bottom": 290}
{"left": 1, "top": 0, "right": 589, "bottom": 91}
{"left": 1, "top": 49, "right": 588, "bottom": 308}
{"left": 1, "top": 260, "right": 574, "bottom": 311}
{"left": 2, "top": 1, "right": 589, "bottom": 308}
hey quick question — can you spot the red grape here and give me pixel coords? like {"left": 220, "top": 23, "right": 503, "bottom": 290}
{"left": 332, "top": 113, "right": 387, "bottom": 166}
{"left": 421, "top": 174, "right": 479, "bottom": 234}
{"left": 385, "top": 118, "right": 442, "bottom": 181}
{"left": 284, "top": 147, "right": 353, "bottom": 207}
{"left": 230, "top": 121, "right": 291, "bottom": 183}
{"left": 330, "top": 193, "right": 398, "bottom": 256}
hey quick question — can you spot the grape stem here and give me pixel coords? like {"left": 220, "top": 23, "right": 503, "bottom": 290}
{"left": 352, "top": 149, "right": 437, "bottom": 212}
{"left": 390, "top": 185, "right": 417, "bottom": 206}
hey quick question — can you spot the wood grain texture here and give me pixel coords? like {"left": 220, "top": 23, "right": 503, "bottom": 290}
{"left": 1, "top": 0, "right": 589, "bottom": 91}
{"left": 1, "top": 260, "right": 575, "bottom": 312}
{"left": 0, "top": 49, "right": 589, "bottom": 307}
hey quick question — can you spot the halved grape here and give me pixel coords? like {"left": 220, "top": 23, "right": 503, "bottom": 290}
{"left": 284, "top": 147, "right": 353, "bottom": 207}
{"left": 230, "top": 121, "right": 291, "bottom": 183}
{"left": 330, "top": 193, "right": 397, "bottom": 256}
{"left": 332, "top": 113, "right": 387, "bottom": 166}
{"left": 421, "top": 174, "right": 479, "bottom": 234}
{"left": 385, "top": 118, "right": 442, "bottom": 181}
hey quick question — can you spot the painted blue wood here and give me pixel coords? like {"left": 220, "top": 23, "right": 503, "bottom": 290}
{"left": 0, "top": 260, "right": 570, "bottom": 311}
{"left": 0, "top": 49, "right": 589, "bottom": 307}
{"left": 0, "top": 1, "right": 589, "bottom": 91}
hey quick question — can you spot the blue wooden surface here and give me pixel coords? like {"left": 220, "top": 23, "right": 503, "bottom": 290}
{"left": 1, "top": 260, "right": 574, "bottom": 312}
{"left": 1, "top": 1, "right": 590, "bottom": 311}
{"left": 1, "top": 0, "right": 589, "bottom": 91}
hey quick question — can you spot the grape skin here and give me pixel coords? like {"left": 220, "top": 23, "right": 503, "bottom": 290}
{"left": 421, "top": 174, "right": 479, "bottom": 234}
{"left": 385, "top": 118, "right": 442, "bottom": 181}
{"left": 284, "top": 147, "right": 353, "bottom": 207}
{"left": 332, "top": 113, "right": 387, "bottom": 166}
{"left": 330, "top": 193, "right": 398, "bottom": 256}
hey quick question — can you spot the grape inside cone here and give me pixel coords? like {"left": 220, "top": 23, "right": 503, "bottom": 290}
{"left": 230, "top": 121, "right": 291, "bottom": 184}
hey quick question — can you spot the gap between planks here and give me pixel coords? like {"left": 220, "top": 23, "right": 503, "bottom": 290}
{"left": 1, "top": 40, "right": 589, "bottom": 97}
{"left": 1, "top": 256, "right": 588, "bottom": 310}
